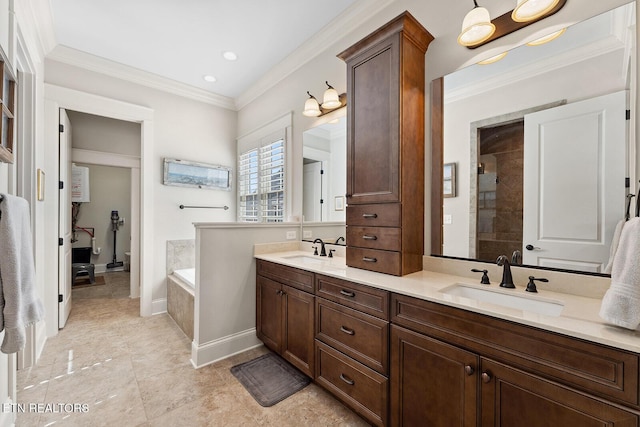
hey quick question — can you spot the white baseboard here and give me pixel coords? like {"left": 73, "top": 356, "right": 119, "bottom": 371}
{"left": 36, "top": 322, "right": 47, "bottom": 362}
{"left": 191, "top": 328, "right": 262, "bottom": 369}
{"left": 95, "top": 263, "right": 125, "bottom": 274}
{"left": 151, "top": 298, "right": 167, "bottom": 315}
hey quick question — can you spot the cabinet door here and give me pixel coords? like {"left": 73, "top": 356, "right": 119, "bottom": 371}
{"left": 346, "top": 35, "right": 400, "bottom": 205}
{"left": 390, "top": 325, "right": 478, "bottom": 427}
{"left": 282, "top": 285, "right": 315, "bottom": 378}
{"left": 256, "top": 275, "right": 283, "bottom": 353}
{"left": 480, "top": 358, "right": 638, "bottom": 426}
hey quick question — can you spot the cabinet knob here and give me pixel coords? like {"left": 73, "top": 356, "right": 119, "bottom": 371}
{"left": 464, "top": 365, "right": 474, "bottom": 376}
{"left": 340, "top": 289, "right": 356, "bottom": 298}
{"left": 340, "top": 373, "right": 355, "bottom": 385}
{"left": 362, "top": 213, "right": 378, "bottom": 219}
{"left": 340, "top": 326, "right": 355, "bottom": 335}
{"left": 362, "top": 235, "right": 378, "bottom": 240}
{"left": 481, "top": 372, "right": 492, "bottom": 383}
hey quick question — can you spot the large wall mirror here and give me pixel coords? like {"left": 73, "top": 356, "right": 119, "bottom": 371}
{"left": 301, "top": 115, "right": 347, "bottom": 244}
{"left": 432, "top": 1, "right": 636, "bottom": 276}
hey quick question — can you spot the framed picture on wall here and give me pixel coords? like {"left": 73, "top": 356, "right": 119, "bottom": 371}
{"left": 163, "top": 158, "right": 232, "bottom": 191}
{"left": 443, "top": 162, "right": 456, "bottom": 198}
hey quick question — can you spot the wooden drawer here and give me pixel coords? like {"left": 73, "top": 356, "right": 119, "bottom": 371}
{"left": 316, "top": 274, "right": 389, "bottom": 319}
{"left": 347, "top": 203, "right": 401, "bottom": 227}
{"left": 391, "top": 293, "right": 640, "bottom": 408}
{"left": 316, "top": 340, "right": 389, "bottom": 427}
{"left": 347, "top": 247, "right": 401, "bottom": 276}
{"left": 256, "top": 259, "right": 314, "bottom": 293}
{"left": 316, "top": 298, "right": 389, "bottom": 374}
{"left": 347, "top": 226, "right": 401, "bottom": 251}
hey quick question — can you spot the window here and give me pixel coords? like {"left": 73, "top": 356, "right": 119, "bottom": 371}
{"left": 0, "top": 47, "right": 16, "bottom": 164}
{"left": 238, "top": 136, "right": 285, "bottom": 222}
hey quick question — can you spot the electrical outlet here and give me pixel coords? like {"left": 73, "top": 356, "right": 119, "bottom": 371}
{"left": 303, "top": 230, "right": 312, "bottom": 238}
{"left": 286, "top": 230, "right": 297, "bottom": 240}
{"left": 444, "top": 214, "right": 452, "bottom": 225}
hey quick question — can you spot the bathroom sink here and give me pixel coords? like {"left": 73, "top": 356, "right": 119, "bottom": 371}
{"left": 440, "top": 284, "right": 564, "bottom": 317}
{"left": 282, "top": 255, "right": 326, "bottom": 265}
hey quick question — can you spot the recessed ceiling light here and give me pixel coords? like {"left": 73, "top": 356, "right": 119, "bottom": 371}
{"left": 222, "top": 51, "right": 238, "bottom": 61}
{"left": 203, "top": 75, "right": 217, "bottom": 82}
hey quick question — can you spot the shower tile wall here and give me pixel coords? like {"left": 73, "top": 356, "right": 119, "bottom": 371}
{"left": 166, "top": 239, "right": 195, "bottom": 274}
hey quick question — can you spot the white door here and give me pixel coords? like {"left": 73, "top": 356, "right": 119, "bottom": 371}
{"left": 58, "top": 109, "right": 72, "bottom": 327}
{"left": 522, "top": 91, "right": 626, "bottom": 272}
{"left": 303, "top": 161, "right": 323, "bottom": 221}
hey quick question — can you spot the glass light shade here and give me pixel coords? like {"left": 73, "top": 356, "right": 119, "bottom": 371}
{"left": 526, "top": 28, "right": 566, "bottom": 46}
{"left": 322, "top": 87, "right": 341, "bottom": 109}
{"left": 303, "top": 95, "right": 321, "bottom": 117}
{"left": 512, "top": 0, "right": 560, "bottom": 23}
{"left": 478, "top": 51, "right": 508, "bottom": 65}
{"left": 458, "top": 7, "right": 496, "bottom": 47}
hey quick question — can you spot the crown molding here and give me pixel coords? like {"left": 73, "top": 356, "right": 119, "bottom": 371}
{"left": 445, "top": 35, "right": 626, "bottom": 104}
{"left": 234, "top": 0, "right": 394, "bottom": 110}
{"left": 15, "top": 0, "right": 57, "bottom": 59}
{"left": 47, "top": 45, "right": 237, "bottom": 110}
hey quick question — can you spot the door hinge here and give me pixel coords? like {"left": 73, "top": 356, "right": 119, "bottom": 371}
{"left": 58, "top": 294, "right": 63, "bottom": 303}
{"left": 320, "top": 169, "right": 324, "bottom": 175}
{"left": 626, "top": 177, "right": 631, "bottom": 188}
{"left": 58, "top": 237, "right": 63, "bottom": 246}
{"left": 320, "top": 199, "right": 324, "bottom": 204}
{"left": 626, "top": 110, "right": 631, "bottom": 120}
{"left": 59, "top": 181, "right": 64, "bottom": 190}
{"left": 59, "top": 124, "right": 64, "bottom": 133}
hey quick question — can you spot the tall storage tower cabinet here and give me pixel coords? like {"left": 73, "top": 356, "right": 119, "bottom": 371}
{"left": 338, "top": 12, "right": 433, "bottom": 276}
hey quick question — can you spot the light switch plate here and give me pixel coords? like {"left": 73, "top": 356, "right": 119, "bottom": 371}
{"left": 303, "top": 230, "right": 312, "bottom": 238}
{"left": 286, "top": 230, "right": 297, "bottom": 240}
{"left": 444, "top": 214, "right": 452, "bottom": 225}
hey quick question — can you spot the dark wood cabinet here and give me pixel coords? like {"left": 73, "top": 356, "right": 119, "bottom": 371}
{"left": 256, "top": 261, "right": 315, "bottom": 378}
{"left": 338, "top": 11, "right": 433, "bottom": 276}
{"left": 390, "top": 325, "right": 478, "bottom": 427}
{"left": 480, "top": 358, "right": 638, "bottom": 427}
{"left": 390, "top": 292, "right": 640, "bottom": 426}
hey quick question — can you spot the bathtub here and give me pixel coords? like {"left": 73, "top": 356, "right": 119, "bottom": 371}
{"left": 167, "top": 268, "right": 195, "bottom": 340}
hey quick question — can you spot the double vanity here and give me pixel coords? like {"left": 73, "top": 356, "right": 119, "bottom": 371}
{"left": 255, "top": 249, "right": 640, "bottom": 426}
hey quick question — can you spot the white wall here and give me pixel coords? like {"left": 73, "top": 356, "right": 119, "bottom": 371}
{"left": 71, "top": 163, "right": 131, "bottom": 269}
{"left": 68, "top": 110, "right": 141, "bottom": 156}
{"left": 192, "top": 224, "right": 300, "bottom": 367}
{"left": 44, "top": 59, "right": 238, "bottom": 308}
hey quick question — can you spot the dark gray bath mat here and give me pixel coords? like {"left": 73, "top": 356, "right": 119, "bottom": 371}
{"left": 230, "top": 352, "right": 310, "bottom": 407}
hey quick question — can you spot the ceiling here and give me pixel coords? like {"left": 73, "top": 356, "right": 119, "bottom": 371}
{"left": 49, "top": 0, "right": 359, "bottom": 100}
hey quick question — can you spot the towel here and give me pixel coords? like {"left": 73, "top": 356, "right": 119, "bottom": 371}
{"left": 604, "top": 219, "right": 626, "bottom": 274}
{"left": 599, "top": 217, "right": 640, "bottom": 330}
{"left": 0, "top": 193, "right": 44, "bottom": 353}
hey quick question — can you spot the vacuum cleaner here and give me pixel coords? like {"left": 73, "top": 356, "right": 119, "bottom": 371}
{"left": 107, "top": 210, "right": 124, "bottom": 269}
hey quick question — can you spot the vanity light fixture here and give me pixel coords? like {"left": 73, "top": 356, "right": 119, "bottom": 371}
{"left": 512, "top": 0, "right": 560, "bottom": 23}
{"left": 477, "top": 51, "right": 508, "bottom": 65}
{"left": 526, "top": 27, "right": 566, "bottom": 46}
{"left": 303, "top": 92, "right": 321, "bottom": 117}
{"left": 457, "top": 0, "right": 496, "bottom": 47}
{"left": 303, "top": 85, "right": 347, "bottom": 117}
{"left": 462, "top": 0, "right": 566, "bottom": 49}
{"left": 321, "top": 81, "right": 342, "bottom": 109}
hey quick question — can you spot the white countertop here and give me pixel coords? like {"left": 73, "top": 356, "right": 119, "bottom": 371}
{"left": 255, "top": 250, "right": 640, "bottom": 354}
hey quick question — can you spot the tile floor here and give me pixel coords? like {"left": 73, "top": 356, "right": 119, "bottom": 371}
{"left": 16, "top": 272, "right": 369, "bottom": 426}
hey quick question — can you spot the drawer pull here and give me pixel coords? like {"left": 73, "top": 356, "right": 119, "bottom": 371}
{"left": 362, "top": 213, "right": 378, "bottom": 219}
{"left": 464, "top": 365, "right": 474, "bottom": 376}
{"left": 340, "top": 373, "right": 355, "bottom": 385}
{"left": 340, "top": 326, "right": 355, "bottom": 335}
{"left": 362, "top": 235, "right": 378, "bottom": 240}
{"left": 362, "top": 256, "right": 377, "bottom": 263}
{"left": 339, "top": 289, "right": 356, "bottom": 298}
{"left": 481, "top": 372, "right": 492, "bottom": 383}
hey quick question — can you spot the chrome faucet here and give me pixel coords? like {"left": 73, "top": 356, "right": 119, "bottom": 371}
{"left": 313, "top": 238, "right": 327, "bottom": 256}
{"left": 496, "top": 255, "right": 516, "bottom": 288}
